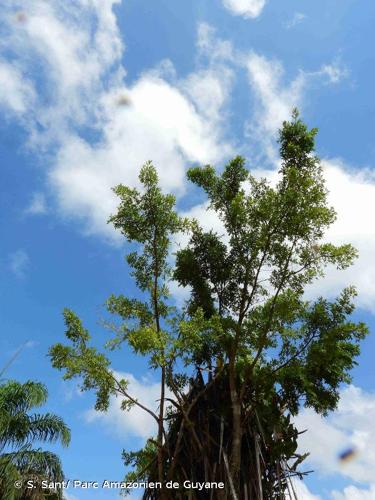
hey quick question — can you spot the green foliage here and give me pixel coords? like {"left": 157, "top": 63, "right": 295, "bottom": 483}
{"left": 122, "top": 439, "right": 158, "bottom": 485}
{"left": 177, "top": 115, "right": 363, "bottom": 414}
{"left": 50, "top": 162, "right": 188, "bottom": 391}
{"left": 174, "top": 229, "right": 234, "bottom": 318}
{"left": 0, "top": 380, "right": 70, "bottom": 499}
{"left": 109, "top": 161, "right": 188, "bottom": 295}
{"left": 50, "top": 309, "right": 117, "bottom": 412}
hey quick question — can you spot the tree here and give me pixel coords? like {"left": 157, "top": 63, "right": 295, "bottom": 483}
{"left": 0, "top": 380, "right": 71, "bottom": 499}
{"left": 49, "top": 113, "right": 368, "bottom": 499}
{"left": 50, "top": 162, "right": 187, "bottom": 498}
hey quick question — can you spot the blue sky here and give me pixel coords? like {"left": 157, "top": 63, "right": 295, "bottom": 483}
{"left": 1, "top": 0, "right": 375, "bottom": 498}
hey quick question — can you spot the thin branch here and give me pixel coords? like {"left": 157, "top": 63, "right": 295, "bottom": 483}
{"left": 108, "top": 371, "right": 160, "bottom": 425}
{"left": 248, "top": 239, "right": 298, "bottom": 372}
{"left": 271, "top": 330, "right": 319, "bottom": 375}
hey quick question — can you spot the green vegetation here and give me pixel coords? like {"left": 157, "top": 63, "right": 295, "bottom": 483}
{"left": 50, "top": 112, "right": 368, "bottom": 499}
{"left": 0, "top": 380, "right": 70, "bottom": 499}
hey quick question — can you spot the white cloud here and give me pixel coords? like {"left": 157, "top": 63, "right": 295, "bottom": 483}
{"left": 331, "top": 484, "right": 375, "bottom": 500}
{"left": 61, "top": 380, "right": 84, "bottom": 403}
{"left": 25, "top": 192, "right": 47, "bottom": 215}
{"left": 320, "top": 62, "right": 349, "bottom": 84}
{"left": 4, "top": 0, "right": 123, "bottom": 130}
{"left": 246, "top": 52, "right": 303, "bottom": 132}
{"left": 9, "top": 249, "right": 30, "bottom": 279}
{"left": 85, "top": 372, "right": 166, "bottom": 441}
{"left": 295, "top": 385, "right": 375, "bottom": 485}
{"left": 304, "top": 160, "right": 375, "bottom": 311}
{"left": 182, "top": 66, "right": 234, "bottom": 125}
{"left": 0, "top": 7, "right": 233, "bottom": 239}
{"left": 244, "top": 52, "right": 305, "bottom": 163}
{"left": 196, "top": 23, "right": 235, "bottom": 62}
{"left": 294, "top": 386, "right": 375, "bottom": 499}
{"left": 49, "top": 67, "right": 233, "bottom": 238}
{"left": 1, "top": 6, "right": 371, "bottom": 310}
{"left": 0, "top": 59, "right": 35, "bottom": 114}
{"left": 0, "top": 5, "right": 351, "bottom": 239}
{"left": 182, "top": 202, "right": 226, "bottom": 238}
{"left": 291, "top": 479, "right": 321, "bottom": 500}
{"left": 244, "top": 53, "right": 349, "bottom": 163}
{"left": 222, "top": 0, "right": 266, "bottom": 19}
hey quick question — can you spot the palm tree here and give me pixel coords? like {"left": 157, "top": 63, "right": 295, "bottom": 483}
{"left": 0, "top": 380, "right": 71, "bottom": 499}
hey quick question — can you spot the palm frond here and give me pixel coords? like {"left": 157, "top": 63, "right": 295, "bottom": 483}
{"left": 0, "top": 380, "right": 69, "bottom": 500}
{"left": 0, "top": 448, "right": 64, "bottom": 499}
{"left": 0, "top": 381, "right": 48, "bottom": 415}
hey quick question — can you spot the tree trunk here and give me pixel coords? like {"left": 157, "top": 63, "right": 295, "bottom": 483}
{"left": 157, "top": 365, "right": 166, "bottom": 497}
{"left": 229, "top": 361, "right": 241, "bottom": 497}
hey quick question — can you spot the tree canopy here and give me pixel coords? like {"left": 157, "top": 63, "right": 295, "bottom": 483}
{"left": 50, "top": 112, "right": 368, "bottom": 499}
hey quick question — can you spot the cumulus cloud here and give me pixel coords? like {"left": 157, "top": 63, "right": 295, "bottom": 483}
{"left": 293, "top": 385, "right": 375, "bottom": 499}
{"left": 1, "top": 5, "right": 372, "bottom": 310}
{"left": 246, "top": 52, "right": 304, "bottom": 133}
{"left": 304, "top": 160, "right": 375, "bottom": 311}
{"left": 0, "top": 0, "right": 123, "bottom": 142}
{"left": 196, "top": 23, "right": 235, "bottom": 62}
{"left": 0, "top": 5, "right": 350, "bottom": 238}
{"left": 50, "top": 66, "right": 234, "bottom": 238}
{"left": 222, "top": 0, "right": 266, "bottom": 19}
{"left": 295, "top": 385, "right": 375, "bottom": 484}
{"left": 9, "top": 249, "right": 30, "bottom": 279}
{"left": 0, "top": 5, "right": 234, "bottom": 239}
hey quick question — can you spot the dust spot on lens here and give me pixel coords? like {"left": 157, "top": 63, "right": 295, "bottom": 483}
{"left": 338, "top": 447, "right": 358, "bottom": 464}
{"left": 116, "top": 95, "right": 132, "bottom": 107}
{"left": 15, "top": 12, "right": 28, "bottom": 24}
